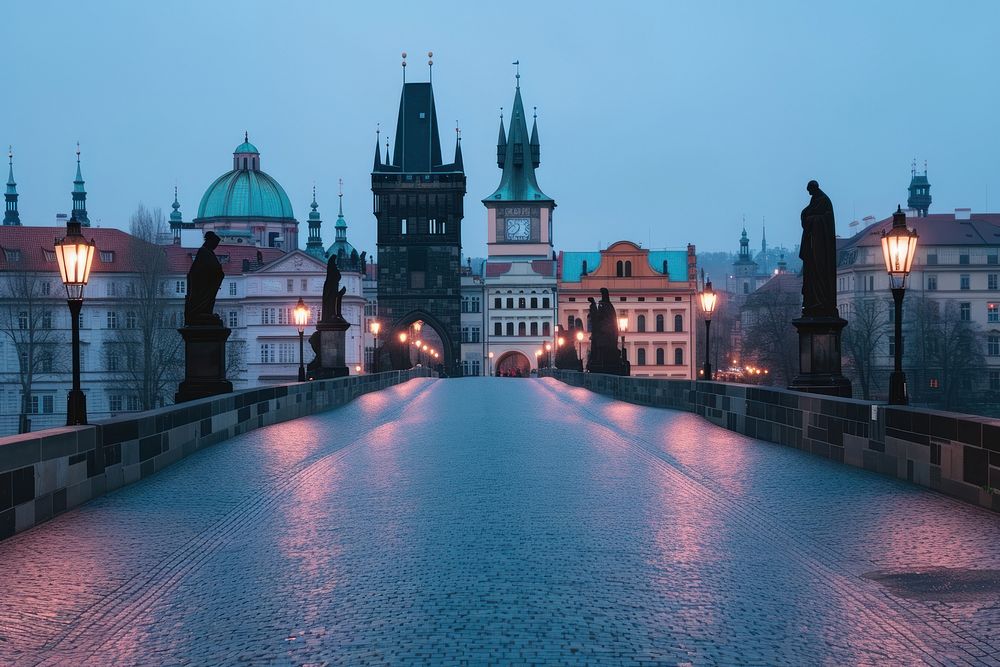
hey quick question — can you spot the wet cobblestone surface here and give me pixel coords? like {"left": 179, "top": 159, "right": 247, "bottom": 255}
{"left": 1, "top": 377, "right": 998, "bottom": 666}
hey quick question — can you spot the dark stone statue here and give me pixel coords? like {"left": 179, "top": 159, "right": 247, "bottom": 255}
{"left": 360, "top": 251, "right": 367, "bottom": 275}
{"left": 321, "top": 254, "right": 347, "bottom": 322}
{"left": 184, "top": 231, "right": 224, "bottom": 326}
{"left": 799, "top": 180, "right": 838, "bottom": 318}
{"left": 586, "top": 287, "right": 625, "bottom": 375}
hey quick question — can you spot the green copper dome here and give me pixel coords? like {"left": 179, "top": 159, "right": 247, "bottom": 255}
{"left": 234, "top": 141, "right": 259, "bottom": 154}
{"left": 196, "top": 169, "right": 295, "bottom": 220}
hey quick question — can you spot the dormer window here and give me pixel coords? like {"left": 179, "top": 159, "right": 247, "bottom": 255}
{"left": 4, "top": 248, "right": 21, "bottom": 263}
{"left": 100, "top": 250, "right": 114, "bottom": 263}
{"left": 43, "top": 249, "right": 56, "bottom": 262}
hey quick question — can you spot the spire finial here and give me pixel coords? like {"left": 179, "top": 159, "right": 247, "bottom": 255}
{"left": 533, "top": 106, "right": 537, "bottom": 120}
{"left": 76, "top": 141, "right": 81, "bottom": 162}
{"left": 401, "top": 51, "right": 407, "bottom": 83}
{"left": 513, "top": 59, "right": 520, "bottom": 87}
{"left": 924, "top": 159, "right": 928, "bottom": 175}
{"left": 7, "top": 145, "right": 11, "bottom": 165}
{"left": 338, "top": 177, "right": 344, "bottom": 217}
{"left": 428, "top": 50, "right": 433, "bottom": 83}
{"left": 245, "top": 130, "right": 249, "bottom": 143}
{"left": 911, "top": 157, "right": 916, "bottom": 176}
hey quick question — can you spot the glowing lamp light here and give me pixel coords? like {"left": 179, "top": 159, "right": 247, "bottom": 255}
{"left": 54, "top": 218, "right": 96, "bottom": 300}
{"left": 355, "top": 365, "right": 362, "bottom": 373}
{"left": 576, "top": 331, "right": 584, "bottom": 342}
{"left": 545, "top": 342, "right": 552, "bottom": 351}
{"left": 618, "top": 316, "right": 628, "bottom": 333}
{"left": 699, "top": 279, "right": 718, "bottom": 317}
{"left": 535, "top": 350, "right": 542, "bottom": 357}
{"left": 293, "top": 297, "right": 309, "bottom": 333}
{"left": 399, "top": 332, "right": 408, "bottom": 344}
{"left": 880, "top": 205, "right": 919, "bottom": 289}
{"left": 488, "top": 352, "right": 494, "bottom": 359}
{"left": 369, "top": 320, "right": 381, "bottom": 337}
{"left": 557, "top": 336, "right": 565, "bottom": 347}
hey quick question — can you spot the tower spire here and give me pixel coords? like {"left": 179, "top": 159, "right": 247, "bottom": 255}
{"left": 169, "top": 185, "right": 183, "bottom": 243}
{"left": 529, "top": 105, "right": 540, "bottom": 168}
{"left": 306, "top": 184, "right": 325, "bottom": 259}
{"left": 486, "top": 68, "right": 552, "bottom": 203}
{"left": 497, "top": 107, "right": 506, "bottom": 169}
{"left": 335, "top": 178, "right": 348, "bottom": 243}
{"left": 4, "top": 146, "right": 20, "bottom": 226}
{"left": 907, "top": 158, "right": 932, "bottom": 217}
{"left": 72, "top": 143, "right": 90, "bottom": 227}
{"left": 454, "top": 123, "right": 463, "bottom": 171}
{"left": 373, "top": 125, "right": 383, "bottom": 170}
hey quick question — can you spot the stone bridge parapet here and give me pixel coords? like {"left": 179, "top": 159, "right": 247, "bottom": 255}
{"left": 541, "top": 370, "right": 1000, "bottom": 512}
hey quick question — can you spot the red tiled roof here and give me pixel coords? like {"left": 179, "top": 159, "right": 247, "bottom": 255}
{"left": 0, "top": 226, "right": 154, "bottom": 273}
{"left": 530, "top": 259, "right": 555, "bottom": 277}
{"left": 485, "top": 262, "right": 512, "bottom": 278}
{"left": 162, "top": 245, "right": 284, "bottom": 276}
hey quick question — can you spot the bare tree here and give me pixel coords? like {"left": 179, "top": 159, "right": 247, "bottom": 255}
{"left": 740, "top": 279, "right": 800, "bottom": 385}
{"left": 102, "top": 205, "right": 183, "bottom": 411}
{"left": 0, "top": 272, "right": 66, "bottom": 432}
{"left": 905, "top": 297, "right": 984, "bottom": 409}
{"left": 842, "top": 297, "right": 890, "bottom": 400}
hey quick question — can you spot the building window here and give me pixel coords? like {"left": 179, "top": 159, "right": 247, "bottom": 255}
{"left": 506, "top": 322, "right": 514, "bottom": 336}
{"left": 519, "top": 297, "right": 526, "bottom": 308}
{"left": 960, "top": 274, "right": 970, "bottom": 290}
{"left": 960, "top": 253, "right": 970, "bottom": 265}
{"left": 41, "top": 311, "right": 52, "bottom": 329}
{"left": 656, "top": 348, "right": 665, "bottom": 365}
{"left": 518, "top": 322, "right": 526, "bottom": 336}
{"left": 39, "top": 350, "right": 52, "bottom": 373}
{"left": 262, "top": 308, "right": 274, "bottom": 325}
{"left": 259, "top": 343, "right": 275, "bottom": 363}
{"left": 624, "top": 261, "right": 632, "bottom": 277}
{"left": 991, "top": 370, "right": 1000, "bottom": 391}
{"left": 637, "top": 348, "right": 646, "bottom": 365}
{"left": 410, "top": 271, "right": 425, "bottom": 289}
{"left": 106, "top": 282, "right": 118, "bottom": 296}
{"left": 530, "top": 297, "right": 538, "bottom": 308}
{"left": 229, "top": 281, "right": 237, "bottom": 296}
{"left": 228, "top": 311, "right": 239, "bottom": 328}
{"left": 616, "top": 260, "right": 624, "bottom": 277}
{"left": 674, "top": 314, "right": 683, "bottom": 332}
{"left": 743, "top": 283, "right": 749, "bottom": 295}
{"left": 637, "top": 314, "right": 646, "bottom": 332}
{"left": 470, "top": 359, "right": 480, "bottom": 375}
{"left": 471, "top": 297, "right": 480, "bottom": 313}
{"left": 674, "top": 348, "right": 684, "bottom": 365}
{"left": 990, "top": 274, "right": 998, "bottom": 290}
{"left": 568, "top": 315, "right": 575, "bottom": 329}
{"left": 126, "top": 312, "right": 137, "bottom": 329}
{"left": 960, "top": 302, "right": 971, "bottom": 321}
{"left": 175, "top": 280, "right": 186, "bottom": 295}
{"left": 494, "top": 322, "right": 502, "bottom": 336}
{"left": 656, "top": 314, "right": 664, "bottom": 332}
{"left": 461, "top": 299, "right": 469, "bottom": 313}
{"left": 989, "top": 254, "right": 999, "bottom": 265}
{"left": 530, "top": 322, "right": 538, "bottom": 336}
{"left": 461, "top": 327, "right": 469, "bottom": 343}
{"left": 429, "top": 218, "right": 438, "bottom": 234}
{"left": 107, "top": 311, "right": 119, "bottom": 329}
{"left": 988, "top": 334, "right": 999, "bottom": 357}
{"left": 471, "top": 327, "right": 480, "bottom": 343}
{"left": 990, "top": 303, "right": 1000, "bottom": 323}
{"left": 41, "top": 282, "right": 51, "bottom": 295}
{"left": 542, "top": 322, "right": 550, "bottom": 336}
{"left": 108, "top": 394, "right": 123, "bottom": 413}
{"left": 494, "top": 298, "right": 502, "bottom": 309}
{"left": 278, "top": 343, "right": 295, "bottom": 364}
{"left": 926, "top": 253, "right": 938, "bottom": 265}
{"left": 401, "top": 218, "right": 408, "bottom": 235}
{"left": 17, "top": 311, "right": 27, "bottom": 330}
{"left": 926, "top": 274, "right": 937, "bottom": 291}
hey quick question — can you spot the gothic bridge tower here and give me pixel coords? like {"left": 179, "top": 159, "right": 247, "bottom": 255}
{"left": 372, "top": 53, "right": 466, "bottom": 374}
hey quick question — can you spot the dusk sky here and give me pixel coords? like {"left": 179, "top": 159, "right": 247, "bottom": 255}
{"left": 5, "top": 1, "right": 999, "bottom": 256}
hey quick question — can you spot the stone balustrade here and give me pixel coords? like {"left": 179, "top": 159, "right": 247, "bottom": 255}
{"left": 541, "top": 369, "right": 1000, "bottom": 512}
{"left": 0, "top": 369, "right": 432, "bottom": 541}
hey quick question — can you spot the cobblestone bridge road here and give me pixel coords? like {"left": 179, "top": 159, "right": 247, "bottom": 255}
{"left": 1, "top": 378, "right": 999, "bottom": 666}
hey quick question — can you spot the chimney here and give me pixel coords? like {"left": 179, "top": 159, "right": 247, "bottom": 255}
{"left": 55, "top": 213, "right": 68, "bottom": 225}
{"left": 955, "top": 208, "right": 972, "bottom": 221}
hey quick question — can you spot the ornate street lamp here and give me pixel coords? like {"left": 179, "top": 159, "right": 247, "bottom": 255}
{"left": 369, "top": 320, "right": 381, "bottom": 373}
{"left": 576, "top": 330, "right": 585, "bottom": 368}
{"left": 54, "top": 217, "right": 96, "bottom": 426}
{"left": 699, "top": 278, "right": 718, "bottom": 380}
{"left": 544, "top": 342, "right": 552, "bottom": 369}
{"left": 880, "top": 205, "right": 919, "bottom": 405}
{"left": 293, "top": 298, "right": 309, "bottom": 382}
{"left": 488, "top": 351, "right": 494, "bottom": 376}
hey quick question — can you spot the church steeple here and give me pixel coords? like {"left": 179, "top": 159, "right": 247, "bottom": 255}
{"left": 373, "top": 127, "right": 382, "bottom": 170}
{"left": 305, "top": 185, "right": 325, "bottom": 260}
{"left": 72, "top": 143, "right": 90, "bottom": 227}
{"left": 739, "top": 227, "right": 750, "bottom": 259}
{"left": 529, "top": 107, "right": 540, "bottom": 168}
{"left": 169, "top": 186, "right": 183, "bottom": 244}
{"left": 4, "top": 147, "right": 20, "bottom": 226}
{"left": 335, "top": 179, "right": 347, "bottom": 243}
{"left": 496, "top": 109, "right": 507, "bottom": 168}
{"left": 907, "top": 159, "right": 932, "bottom": 217}
{"left": 485, "top": 69, "right": 552, "bottom": 203}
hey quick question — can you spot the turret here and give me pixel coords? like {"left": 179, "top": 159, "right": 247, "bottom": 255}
{"left": 305, "top": 186, "right": 325, "bottom": 260}
{"left": 529, "top": 108, "right": 540, "bottom": 168}
{"left": 72, "top": 143, "right": 90, "bottom": 227}
{"left": 170, "top": 186, "right": 183, "bottom": 244}
{"left": 4, "top": 147, "right": 19, "bottom": 226}
{"left": 233, "top": 131, "right": 260, "bottom": 171}
{"left": 907, "top": 160, "right": 932, "bottom": 217}
{"left": 497, "top": 110, "right": 507, "bottom": 169}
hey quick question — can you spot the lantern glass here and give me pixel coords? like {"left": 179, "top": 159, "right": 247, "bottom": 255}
{"left": 618, "top": 317, "right": 628, "bottom": 332}
{"left": 293, "top": 298, "right": 309, "bottom": 332}
{"left": 54, "top": 235, "right": 96, "bottom": 301}
{"left": 370, "top": 320, "right": 381, "bottom": 336}
{"left": 881, "top": 228, "right": 919, "bottom": 289}
{"left": 576, "top": 331, "right": 584, "bottom": 342}
{"left": 700, "top": 285, "right": 718, "bottom": 316}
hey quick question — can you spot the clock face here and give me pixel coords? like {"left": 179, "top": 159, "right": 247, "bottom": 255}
{"left": 505, "top": 218, "right": 531, "bottom": 241}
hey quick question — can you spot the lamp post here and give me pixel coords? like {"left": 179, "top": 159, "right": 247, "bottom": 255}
{"left": 398, "top": 331, "right": 408, "bottom": 368}
{"left": 293, "top": 297, "right": 309, "bottom": 382}
{"left": 880, "top": 205, "right": 919, "bottom": 405}
{"left": 488, "top": 351, "right": 494, "bottom": 376}
{"left": 54, "top": 217, "right": 96, "bottom": 426}
{"left": 369, "top": 320, "right": 381, "bottom": 373}
{"left": 618, "top": 315, "right": 628, "bottom": 354}
{"left": 576, "top": 330, "right": 585, "bottom": 369}
{"left": 699, "top": 278, "right": 718, "bottom": 380}
{"left": 544, "top": 342, "right": 552, "bottom": 369}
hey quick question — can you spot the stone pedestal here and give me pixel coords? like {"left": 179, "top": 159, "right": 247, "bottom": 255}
{"left": 309, "top": 318, "right": 350, "bottom": 379}
{"left": 176, "top": 326, "right": 233, "bottom": 403}
{"left": 788, "top": 316, "right": 852, "bottom": 398}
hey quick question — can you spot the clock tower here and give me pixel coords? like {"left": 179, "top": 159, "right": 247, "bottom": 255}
{"left": 482, "top": 70, "right": 558, "bottom": 375}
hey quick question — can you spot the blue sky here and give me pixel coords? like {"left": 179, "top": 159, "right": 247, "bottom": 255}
{"left": 4, "top": 1, "right": 998, "bottom": 255}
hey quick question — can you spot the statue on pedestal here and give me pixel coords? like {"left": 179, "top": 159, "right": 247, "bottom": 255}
{"left": 799, "top": 180, "right": 838, "bottom": 318}
{"left": 310, "top": 253, "right": 351, "bottom": 379}
{"left": 586, "top": 287, "right": 627, "bottom": 375}
{"left": 184, "top": 231, "right": 225, "bottom": 326}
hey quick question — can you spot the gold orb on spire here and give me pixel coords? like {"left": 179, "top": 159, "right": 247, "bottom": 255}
{"left": 401, "top": 51, "right": 407, "bottom": 58}
{"left": 428, "top": 51, "right": 433, "bottom": 58}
